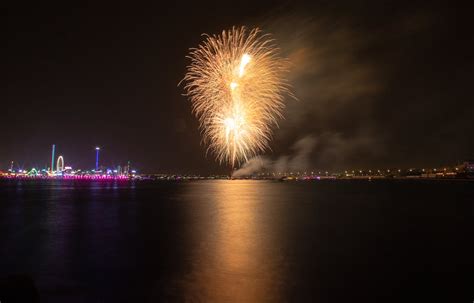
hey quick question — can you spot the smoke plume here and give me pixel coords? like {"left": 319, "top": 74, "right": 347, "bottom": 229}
{"left": 232, "top": 135, "right": 316, "bottom": 177}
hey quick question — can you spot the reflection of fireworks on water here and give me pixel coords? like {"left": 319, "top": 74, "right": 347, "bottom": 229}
{"left": 182, "top": 27, "right": 292, "bottom": 168}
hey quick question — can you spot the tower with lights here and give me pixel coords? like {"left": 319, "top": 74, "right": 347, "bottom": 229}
{"left": 51, "top": 144, "right": 56, "bottom": 173}
{"left": 95, "top": 147, "right": 100, "bottom": 171}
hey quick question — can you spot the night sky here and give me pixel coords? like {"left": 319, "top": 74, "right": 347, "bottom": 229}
{"left": 2, "top": 1, "right": 473, "bottom": 174}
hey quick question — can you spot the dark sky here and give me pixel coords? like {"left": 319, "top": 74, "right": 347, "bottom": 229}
{"left": 2, "top": 1, "right": 473, "bottom": 174}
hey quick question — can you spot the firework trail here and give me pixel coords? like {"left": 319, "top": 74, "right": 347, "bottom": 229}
{"left": 182, "top": 27, "right": 292, "bottom": 168}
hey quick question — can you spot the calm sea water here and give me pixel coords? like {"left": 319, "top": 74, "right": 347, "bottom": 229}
{"left": 0, "top": 179, "right": 472, "bottom": 302}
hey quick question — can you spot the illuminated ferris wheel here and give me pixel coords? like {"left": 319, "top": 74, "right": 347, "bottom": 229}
{"left": 56, "top": 156, "right": 64, "bottom": 172}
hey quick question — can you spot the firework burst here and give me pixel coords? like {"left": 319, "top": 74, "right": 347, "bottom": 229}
{"left": 182, "top": 26, "right": 292, "bottom": 168}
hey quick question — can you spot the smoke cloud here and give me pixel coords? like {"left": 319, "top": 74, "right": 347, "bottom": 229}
{"left": 235, "top": 5, "right": 472, "bottom": 173}
{"left": 232, "top": 135, "right": 316, "bottom": 177}
{"left": 234, "top": 14, "right": 387, "bottom": 174}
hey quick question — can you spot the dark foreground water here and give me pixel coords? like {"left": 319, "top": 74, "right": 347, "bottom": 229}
{"left": 0, "top": 179, "right": 472, "bottom": 302}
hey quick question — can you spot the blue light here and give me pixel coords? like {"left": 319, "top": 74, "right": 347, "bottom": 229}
{"left": 51, "top": 144, "right": 56, "bottom": 172}
{"left": 95, "top": 147, "right": 100, "bottom": 170}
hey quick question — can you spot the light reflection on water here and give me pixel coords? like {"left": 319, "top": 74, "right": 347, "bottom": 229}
{"left": 1, "top": 179, "right": 472, "bottom": 302}
{"left": 179, "top": 180, "right": 286, "bottom": 302}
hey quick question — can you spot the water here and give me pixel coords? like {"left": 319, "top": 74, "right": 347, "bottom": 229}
{"left": 0, "top": 179, "right": 472, "bottom": 302}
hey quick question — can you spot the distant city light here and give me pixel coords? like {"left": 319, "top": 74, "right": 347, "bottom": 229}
{"left": 1, "top": 144, "right": 472, "bottom": 181}
{"left": 0, "top": 144, "right": 136, "bottom": 181}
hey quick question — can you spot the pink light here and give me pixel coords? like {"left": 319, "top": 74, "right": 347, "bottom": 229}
{"left": 0, "top": 174, "right": 131, "bottom": 181}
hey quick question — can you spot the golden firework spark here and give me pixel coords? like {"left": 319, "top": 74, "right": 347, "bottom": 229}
{"left": 182, "top": 27, "right": 292, "bottom": 168}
